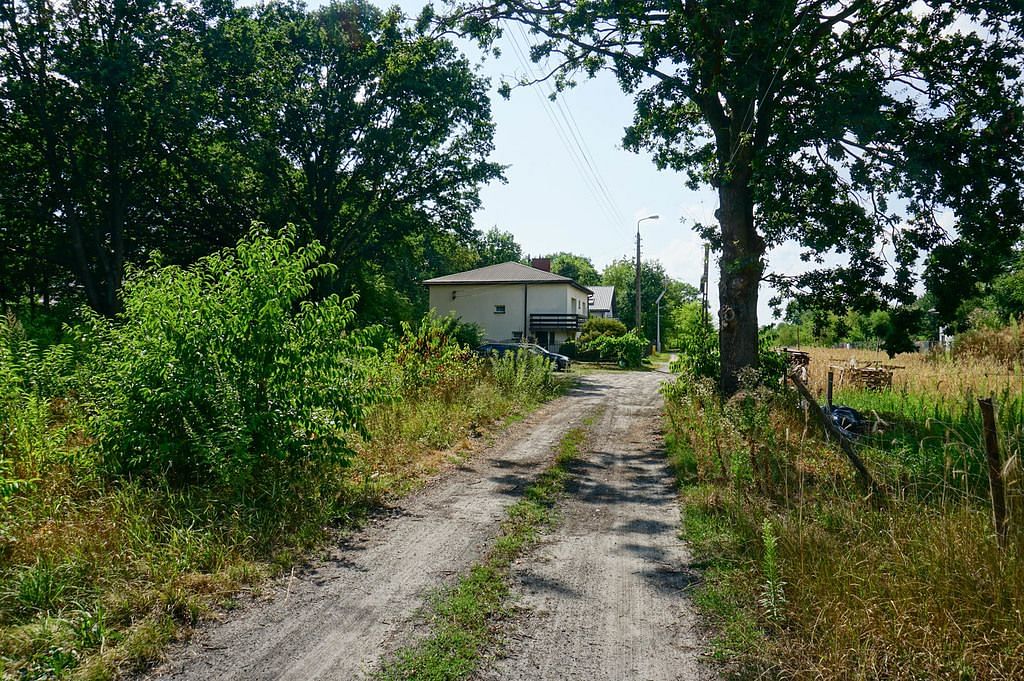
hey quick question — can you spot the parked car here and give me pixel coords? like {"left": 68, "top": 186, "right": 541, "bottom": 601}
{"left": 476, "top": 342, "right": 571, "bottom": 372}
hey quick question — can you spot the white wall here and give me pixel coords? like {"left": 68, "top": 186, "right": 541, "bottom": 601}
{"left": 427, "top": 283, "right": 587, "bottom": 342}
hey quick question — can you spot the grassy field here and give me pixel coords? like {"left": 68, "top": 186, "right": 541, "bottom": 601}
{"left": 665, "top": 345, "right": 1024, "bottom": 679}
{"left": 0, "top": 375, "right": 563, "bottom": 681}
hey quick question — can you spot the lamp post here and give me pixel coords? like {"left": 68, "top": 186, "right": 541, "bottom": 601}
{"left": 635, "top": 214, "right": 659, "bottom": 333}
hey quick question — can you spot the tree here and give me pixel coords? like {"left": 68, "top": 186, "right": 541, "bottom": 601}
{"left": 447, "top": 1, "right": 1024, "bottom": 393}
{"left": 544, "top": 252, "right": 600, "bottom": 285}
{"left": 1, "top": 0, "right": 503, "bottom": 322}
{"left": 475, "top": 227, "right": 524, "bottom": 266}
{"left": 601, "top": 258, "right": 697, "bottom": 343}
{"left": 215, "top": 0, "right": 503, "bottom": 310}
{"left": 0, "top": 0, "right": 228, "bottom": 315}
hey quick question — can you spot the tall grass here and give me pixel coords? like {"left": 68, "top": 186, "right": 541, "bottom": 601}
{"left": 664, "top": 349, "right": 1024, "bottom": 679}
{"left": 0, "top": 234, "right": 565, "bottom": 679}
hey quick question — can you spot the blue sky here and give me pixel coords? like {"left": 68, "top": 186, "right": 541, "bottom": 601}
{"left": 350, "top": 0, "right": 817, "bottom": 323}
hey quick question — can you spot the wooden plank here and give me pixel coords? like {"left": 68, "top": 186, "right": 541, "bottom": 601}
{"left": 789, "top": 373, "right": 886, "bottom": 505}
{"left": 979, "top": 398, "right": 1009, "bottom": 549}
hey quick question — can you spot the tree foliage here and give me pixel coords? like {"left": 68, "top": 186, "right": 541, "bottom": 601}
{"left": 447, "top": 0, "right": 1024, "bottom": 392}
{"left": 543, "top": 252, "right": 601, "bottom": 285}
{"left": 600, "top": 258, "right": 698, "bottom": 342}
{"left": 475, "top": 227, "right": 524, "bottom": 266}
{"left": 0, "top": 0, "right": 502, "bottom": 324}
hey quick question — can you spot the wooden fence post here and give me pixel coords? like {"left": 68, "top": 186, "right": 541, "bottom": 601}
{"left": 978, "top": 398, "right": 1008, "bottom": 549}
{"left": 827, "top": 370, "right": 834, "bottom": 411}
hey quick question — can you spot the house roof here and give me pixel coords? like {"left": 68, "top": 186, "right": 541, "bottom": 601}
{"left": 588, "top": 286, "right": 615, "bottom": 311}
{"left": 423, "top": 262, "right": 593, "bottom": 294}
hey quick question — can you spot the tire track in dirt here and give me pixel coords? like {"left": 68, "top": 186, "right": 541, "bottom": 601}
{"left": 145, "top": 374, "right": 625, "bottom": 681}
{"left": 478, "top": 370, "right": 709, "bottom": 681}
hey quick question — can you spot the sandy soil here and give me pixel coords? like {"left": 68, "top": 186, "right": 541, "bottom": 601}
{"left": 478, "top": 370, "right": 709, "bottom": 680}
{"left": 144, "top": 371, "right": 708, "bottom": 681}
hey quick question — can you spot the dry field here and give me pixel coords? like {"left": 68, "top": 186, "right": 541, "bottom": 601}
{"left": 799, "top": 346, "right": 1024, "bottom": 400}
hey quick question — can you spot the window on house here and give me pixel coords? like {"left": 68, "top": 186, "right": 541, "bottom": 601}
{"left": 494, "top": 304, "right": 506, "bottom": 314}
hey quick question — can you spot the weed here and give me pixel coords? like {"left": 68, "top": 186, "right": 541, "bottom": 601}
{"left": 0, "top": 275, "right": 564, "bottom": 680}
{"left": 758, "top": 518, "right": 786, "bottom": 624}
{"left": 375, "top": 423, "right": 592, "bottom": 680}
{"left": 666, "top": 348, "right": 1024, "bottom": 679}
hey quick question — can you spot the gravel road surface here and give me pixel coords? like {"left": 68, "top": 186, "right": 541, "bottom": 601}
{"left": 145, "top": 370, "right": 707, "bottom": 681}
{"left": 480, "top": 370, "right": 708, "bottom": 680}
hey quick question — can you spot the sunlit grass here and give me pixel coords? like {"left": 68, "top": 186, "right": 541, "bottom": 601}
{"left": 665, "top": 349, "right": 1024, "bottom": 679}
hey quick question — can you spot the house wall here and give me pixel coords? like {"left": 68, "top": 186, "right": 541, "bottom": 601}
{"left": 427, "top": 283, "right": 588, "bottom": 344}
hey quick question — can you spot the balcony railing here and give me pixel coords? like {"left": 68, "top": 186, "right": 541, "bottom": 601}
{"left": 529, "top": 313, "right": 586, "bottom": 331}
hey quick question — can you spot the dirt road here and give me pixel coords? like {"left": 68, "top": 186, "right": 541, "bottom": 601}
{"left": 146, "top": 371, "right": 706, "bottom": 680}
{"left": 480, "top": 371, "right": 707, "bottom": 680}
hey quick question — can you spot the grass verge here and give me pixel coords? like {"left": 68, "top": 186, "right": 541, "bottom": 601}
{"left": 0, "top": 380, "right": 568, "bottom": 681}
{"left": 664, "top": 372, "right": 1024, "bottom": 680}
{"left": 375, "top": 420, "right": 593, "bottom": 681}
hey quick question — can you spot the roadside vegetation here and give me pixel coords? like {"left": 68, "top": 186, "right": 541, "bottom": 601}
{"left": 376, "top": 423, "right": 592, "bottom": 681}
{"left": 560, "top": 318, "right": 650, "bottom": 369}
{"left": 665, "top": 324, "right": 1024, "bottom": 679}
{"left": 0, "top": 230, "right": 564, "bottom": 680}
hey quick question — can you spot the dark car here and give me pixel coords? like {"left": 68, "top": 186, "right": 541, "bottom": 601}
{"left": 476, "top": 342, "right": 571, "bottom": 372}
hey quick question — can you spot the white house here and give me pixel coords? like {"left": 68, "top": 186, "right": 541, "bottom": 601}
{"left": 424, "top": 261, "right": 592, "bottom": 350}
{"left": 588, "top": 286, "right": 616, "bottom": 318}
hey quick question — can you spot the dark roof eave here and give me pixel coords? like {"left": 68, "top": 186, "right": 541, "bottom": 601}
{"left": 424, "top": 279, "right": 593, "bottom": 295}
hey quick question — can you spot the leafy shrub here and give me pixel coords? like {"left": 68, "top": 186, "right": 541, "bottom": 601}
{"left": 756, "top": 333, "right": 788, "bottom": 386}
{"left": 671, "top": 324, "right": 787, "bottom": 388}
{"left": 579, "top": 317, "right": 627, "bottom": 344}
{"left": 488, "top": 349, "right": 555, "bottom": 403}
{"left": 392, "top": 313, "right": 485, "bottom": 399}
{"left": 586, "top": 330, "right": 648, "bottom": 368}
{"left": 81, "top": 226, "right": 381, "bottom": 489}
{"left": 671, "top": 303, "right": 718, "bottom": 379}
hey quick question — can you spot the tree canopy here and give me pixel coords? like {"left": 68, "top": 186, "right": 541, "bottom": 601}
{"left": 601, "top": 258, "right": 698, "bottom": 343}
{"left": 0, "top": 0, "right": 502, "bottom": 322}
{"left": 447, "top": 0, "right": 1024, "bottom": 392}
{"left": 475, "top": 227, "right": 525, "bottom": 266}
{"left": 543, "top": 252, "right": 601, "bottom": 286}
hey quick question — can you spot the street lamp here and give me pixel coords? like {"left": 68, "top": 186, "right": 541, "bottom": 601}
{"left": 635, "top": 214, "right": 659, "bottom": 332}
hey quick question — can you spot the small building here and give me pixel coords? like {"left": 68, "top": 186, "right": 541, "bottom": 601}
{"left": 588, "top": 286, "right": 616, "bottom": 319}
{"left": 424, "top": 261, "right": 592, "bottom": 351}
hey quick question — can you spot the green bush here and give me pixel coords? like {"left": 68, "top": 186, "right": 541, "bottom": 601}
{"left": 671, "top": 304, "right": 719, "bottom": 380}
{"left": 488, "top": 349, "right": 555, "bottom": 403}
{"left": 80, "top": 226, "right": 382, "bottom": 489}
{"left": 579, "top": 317, "right": 627, "bottom": 344}
{"left": 392, "top": 313, "right": 485, "bottom": 399}
{"left": 586, "top": 330, "right": 648, "bottom": 368}
{"left": 560, "top": 339, "right": 603, "bottom": 361}
{"left": 671, "top": 320, "right": 787, "bottom": 388}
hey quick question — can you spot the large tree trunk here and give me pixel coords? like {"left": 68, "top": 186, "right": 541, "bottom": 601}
{"left": 716, "top": 177, "right": 764, "bottom": 395}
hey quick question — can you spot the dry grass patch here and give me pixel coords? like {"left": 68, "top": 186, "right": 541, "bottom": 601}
{"left": 664, "top": 363, "right": 1024, "bottom": 680}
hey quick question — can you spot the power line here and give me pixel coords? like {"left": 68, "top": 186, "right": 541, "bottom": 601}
{"left": 502, "top": 22, "right": 631, "bottom": 239}
{"left": 502, "top": 26, "right": 622, "bottom": 232}
{"left": 512, "top": 23, "right": 628, "bottom": 229}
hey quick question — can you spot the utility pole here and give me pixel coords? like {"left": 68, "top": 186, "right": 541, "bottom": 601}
{"left": 655, "top": 288, "right": 666, "bottom": 352}
{"left": 700, "top": 243, "right": 710, "bottom": 328}
{"left": 635, "top": 215, "right": 659, "bottom": 333}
